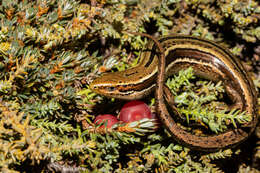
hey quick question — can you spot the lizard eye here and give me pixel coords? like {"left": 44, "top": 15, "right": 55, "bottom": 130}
{"left": 107, "top": 86, "right": 116, "bottom": 92}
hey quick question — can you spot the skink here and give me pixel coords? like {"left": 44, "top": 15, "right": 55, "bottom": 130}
{"left": 90, "top": 34, "right": 258, "bottom": 151}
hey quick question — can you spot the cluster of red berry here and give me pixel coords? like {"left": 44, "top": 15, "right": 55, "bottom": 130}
{"left": 94, "top": 101, "right": 155, "bottom": 128}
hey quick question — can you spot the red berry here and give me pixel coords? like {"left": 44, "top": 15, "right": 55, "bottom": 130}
{"left": 119, "top": 101, "right": 152, "bottom": 123}
{"left": 94, "top": 114, "right": 119, "bottom": 128}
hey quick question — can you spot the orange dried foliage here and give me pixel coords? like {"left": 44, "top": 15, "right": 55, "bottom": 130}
{"left": 74, "top": 66, "right": 83, "bottom": 74}
{"left": 55, "top": 80, "right": 65, "bottom": 90}
{"left": 72, "top": 18, "right": 91, "bottom": 29}
{"left": 57, "top": 6, "right": 63, "bottom": 19}
{"left": 117, "top": 124, "right": 136, "bottom": 133}
{"left": 37, "top": 5, "right": 49, "bottom": 17}
{"left": 5, "top": 8, "right": 14, "bottom": 20}
{"left": 17, "top": 12, "right": 26, "bottom": 25}
{"left": 50, "top": 61, "right": 64, "bottom": 74}
{"left": 98, "top": 66, "right": 107, "bottom": 73}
